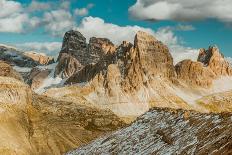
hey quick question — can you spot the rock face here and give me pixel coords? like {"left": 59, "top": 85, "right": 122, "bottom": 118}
{"left": 27, "top": 94, "right": 126, "bottom": 155}
{"left": 27, "top": 67, "right": 52, "bottom": 91}
{"left": 0, "top": 72, "right": 125, "bottom": 154}
{"left": 23, "top": 52, "right": 55, "bottom": 65}
{"left": 175, "top": 46, "right": 232, "bottom": 88}
{"left": 0, "top": 44, "right": 54, "bottom": 67}
{"left": 175, "top": 60, "right": 216, "bottom": 88}
{"left": 66, "top": 31, "right": 176, "bottom": 88}
{"left": 55, "top": 30, "right": 116, "bottom": 78}
{"left": 68, "top": 107, "right": 232, "bottom": 155}
{"left": 0, "top": 61, "right": 23, "bottom": 81}
{"left": 61, "top": 31, "right": 191, "bottom": 117}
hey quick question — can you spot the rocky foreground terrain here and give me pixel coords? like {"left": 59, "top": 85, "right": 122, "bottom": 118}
{"left": 0, "top": 30, "right": 232, "bottom": 154}
{"left": 68, "top": 108, "right": 232, "bottom": 155}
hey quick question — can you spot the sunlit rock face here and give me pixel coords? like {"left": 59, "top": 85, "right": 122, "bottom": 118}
{"left": 68, "top": 107, "right": 232, "bottom": 155}
{"left": 59, "top": 31, "right": 191, "bottom": 117}
{"left": 0, "top": 44, "right": 54, "bottom": 67}
{"left": 0, "top": 61, "right": 23, "bottom": 81}
{"left": 55, "top": 30, "right": 116, "bottom": 78}
{"left": 23, "top": 52, "right": 55, "bottom": 66}
{"left": 175, "top": 46, "right": 232, "bottom": 88}
{"left": 0, "top": 65, "right": 126, "bottom": 154}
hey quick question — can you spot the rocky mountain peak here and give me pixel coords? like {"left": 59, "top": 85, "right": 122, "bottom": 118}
{"left": 134, "top": 30, "right": 175, "bottom": 79}
{"left": 58, "top": 30, "right": 87, "bottom": 59}
{"left": 55, "top": 30, "right": 116, "bottom": 78}
{"left": 197, "top": 46, "right": 222, "bottom": 66}
{"left": 176, "top": 46, "right": 232, "bottom": 87}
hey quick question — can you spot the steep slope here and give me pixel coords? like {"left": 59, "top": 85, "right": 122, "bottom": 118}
{"left": 0, "top": 76, "right": 34, "bottom": 154}
{"left": 49, "top": 31, "right": 191, "bottom": 117}
{"left": 176, "top": 46, "right": 232, "bottom": 88}
{"left": 55, "top": 30, "right": 115, "bottom": 78}
{"left": 27, "top": 94, "right": 126, "bottom": 155}
{"left": 0, "top": 60, "right": 23, "bottom": 81}
{"left": 44, "top": 30, "right": 232, "bottom": 117}
{"left": 68, "top": 108, "right": 232, "bottom": 155}
{"left": 0, "top": 64, "right": 126, "bottom": 155}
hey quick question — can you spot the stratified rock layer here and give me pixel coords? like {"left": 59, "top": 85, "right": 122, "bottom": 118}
{"left": 68, "top": 108, "right": 232, "bottom": 155}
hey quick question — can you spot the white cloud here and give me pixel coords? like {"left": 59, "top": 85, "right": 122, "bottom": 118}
{"left": 0, "top": 13, "right": 29, "bottom": 33}
{"left": 43, "top": 9, "right": 75, "bottom": 36}
{"left": 0, "top": 0, "right": 22, "bottom": 18}
{"left": 0, "top": 0, "right": 26, "bottom": 33}
{"left": 75, "top": 16, "right": 198, "bottom": 64}
{"left": 28, "top": 1, "right": 51, "bottom": 12}
{"left": 74, "top": 8, "right": 89, "bottom": 16}
{"left": 74, "top": 3, "right": 94, "bottom": 16}
{"left": 16, "top": 42, "right": 62, "bottom": 56}
{"left": 0, "top": 0, "right": 42, "bottom": 33}
{"left": 176, "top": 24, "right": 195, "bottom": 31}
{"left": 129, "top": 0, "right": 232, "bottom": 22}
{"left": 60, "top": 1, "right": 70, "bottom": 10}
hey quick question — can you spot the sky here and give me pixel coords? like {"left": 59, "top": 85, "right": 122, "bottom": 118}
{"left": 0, "top": 0, "right": 231, "bottom": 62}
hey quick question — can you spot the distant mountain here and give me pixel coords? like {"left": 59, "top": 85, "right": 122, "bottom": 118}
{"left": 0, "top": 44, "right": 55, "bottom": 67}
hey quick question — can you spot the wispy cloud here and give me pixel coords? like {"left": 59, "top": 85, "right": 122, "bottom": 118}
{"left": 74, "top": 3, "right": 94, "bottom": 16}
{"left": 16, "top": 42, "right": 62, "bottom": 56}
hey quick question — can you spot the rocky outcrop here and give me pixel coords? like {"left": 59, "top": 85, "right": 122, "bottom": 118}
{"left": 27, "top": 94, "right": 126, "bottom": 155}
{"left": 68, "top": 107, "right": 232, "bottom": 155}
{"left": 175, "top": 60, "right": 216, "bottom": 88}
{"left": 199, "top": 46, "right": 232, "bottom": 76}
{"left": 0, "top": 44, "right": 54, "bottom": 67}
{"left": 55, "top": 53, "right": 82, "bottom": 78}
{"left": 23, "top": 52, "right": 55, "bottom": 65}
{"left": 27, "top": 67, "right": 52, "bottom": 90}
{"left": 0, "top": 61, "right": 23, "bottom": 81}
{"left": 176, "top": 46, "right": 232, "bottom": 88}
{"left": 59, "top": 31, "right": 191, "bottom": 117}
{"left": 66, "top": 31, "right": 176, "bottom": 89}
{"left": 0, "top": 76, "right": 33, "bottom": 154}
{"left": 0, "top": 75, "right": 126, "bottom": 154}
{"left": 55, "top": 30, "right": 116, "bottom": 78}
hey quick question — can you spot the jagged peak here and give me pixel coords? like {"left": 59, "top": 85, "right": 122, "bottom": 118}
{"left": 197, "top": 46, "right": 224, "bottom": 66}
{"left": 134, "top": 31, "right": 157, "bottom": 46}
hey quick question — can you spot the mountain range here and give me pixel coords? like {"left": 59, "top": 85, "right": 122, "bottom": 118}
{"left": 0, "top": 30, "right": 231, "bottom": 154}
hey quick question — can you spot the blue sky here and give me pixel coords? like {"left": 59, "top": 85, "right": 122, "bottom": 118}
{"left": 0, "top": 0, "right": 231, "bottom": 58}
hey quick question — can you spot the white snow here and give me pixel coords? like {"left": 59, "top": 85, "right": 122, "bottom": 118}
{"left": 34, "top": 63, "right": 66, "bottom": 94}
{"left": 13, "top": 66, "right": 32, "bottom": 73}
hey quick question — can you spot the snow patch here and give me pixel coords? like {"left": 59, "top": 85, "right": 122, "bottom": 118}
{"left": 13, "top": 66, "right": 32, "bottom": 73}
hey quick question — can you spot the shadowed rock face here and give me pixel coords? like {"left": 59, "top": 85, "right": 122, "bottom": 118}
{"left": 66, "top": 31, "right": 176, "bottom": 90}
{"left": 68, "top": 108, "right": 232, "bottom": 155}
{"left": 55, "top": 30, "right": 116, "bottom": 78}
